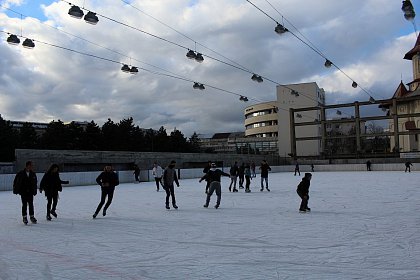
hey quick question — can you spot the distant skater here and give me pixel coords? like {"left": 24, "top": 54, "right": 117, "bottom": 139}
{"left": 199, "top": 163, "right": 230, "bottom": 209}
{"left": 229, "top": 161, "right": 239, "bottom": 192}
{"left": 133, "top": 164, "right": 140, "bottom": 182}
{"left": 203, "top": 161, "right": 212, "bottom": 194}
{"left": 244, "top": 163, "right": 252, "bottom": 193}
{"left": 163, "top": 161, "right": 180, "bottom": 209}
{"left": 311, "top": 164, "right": 315, "bottom": 172}
{"left": 366, "top": 160, "right": 372, "bottom": 171}
{"left": 405, "top": 161, "right": 413, "bottom": 172}
{"left": 294, "top": 162, "right": 300, "bottom": 176}
{"left": 13, "top": 161, "right": 38, "bottom": 225}
{"left": 259, "top": 160, "right": 271, "bottom": 191}
{"left": 93, "top": 164, "right": 119, "bottom": 218}
{"left": 152, "top": 162, "right": 164, "bottom": 191}
{"left": 250, "top": 161, "right": 256, "bottom": 178}
{"left": 40, "top": 164, "right": 69, "bottom": 221}
{"left": 297, "top": 173, "right": 312, "bottom": 213}
{"left": 238, "top": 163, "right": 245, "bottom": 189}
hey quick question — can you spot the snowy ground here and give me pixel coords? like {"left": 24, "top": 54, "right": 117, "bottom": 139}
{"left": 0, "top": 171, "right": 419, "bottom": 280}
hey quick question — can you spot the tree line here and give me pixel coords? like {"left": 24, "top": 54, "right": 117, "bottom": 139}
{"left": 0, "top": 116, "right": 201, "bottom": 161}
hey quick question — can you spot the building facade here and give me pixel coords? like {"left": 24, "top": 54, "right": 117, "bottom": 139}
{"left": 244, "top": 101, "right": 278, "bottom": 137}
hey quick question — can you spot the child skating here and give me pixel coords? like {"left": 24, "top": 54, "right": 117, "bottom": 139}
{"left": 296, "top": 173, "right": 312, "bottom": 213}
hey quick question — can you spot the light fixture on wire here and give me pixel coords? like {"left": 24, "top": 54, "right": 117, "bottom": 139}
{"left": 369, "top": 96, "right": 375, "bottom": 104}
{"left": 352, "top": 81, "right": 358, "bottom": 88}
{"left": 22, "top": 38, "right": 35, "bottom": 49}
{"left": 6, "top": 34, "right": 20, "bottom": 45}
{"left": 186, "top": 50, "right": 196, "bottom": 59}
{"left": 121, "top": 64, "right": 131, "bottom": 73}
{"left": 402, "top": 0, "right": 416, "bottom": 21}
{"left": 274, "top": 23, "right": 288, "bottom": 34}
{"left": 193, "top": 82, "right": 205, "bottom": 90}
{"left": 84, "top": 11, "right": 99, "bottom": 25}
{"left": 251, "top": 74, "right": 263, "bottom": 83}
{"left": 129, "top": 66, "right": 138, "bottom": 74}
{"left": 239, "top": 96, "right": 249, "bottom": 102}
{"left": 324, "top": 59, "right": 332, "bottom": 68}
{"left": 68, "top": 5, "right": 84, "bottom": 19}
{"left": 195, "top": 53, "right": 204, "bottom": 63}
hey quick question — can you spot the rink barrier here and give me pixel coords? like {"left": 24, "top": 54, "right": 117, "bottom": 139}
{"left": 0, "top": 163, "right": 414, "bottom": 191}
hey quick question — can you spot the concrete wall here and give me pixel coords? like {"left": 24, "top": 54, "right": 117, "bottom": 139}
{"left": 1, "top": 164, "right": 415, "bottom": 192}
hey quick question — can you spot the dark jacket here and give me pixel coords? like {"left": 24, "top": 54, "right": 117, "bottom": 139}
{"left": 297, "top": 178, "right": 311, "bottom": 195}
{"left": 201, "top": 169, "right": 230, "bottom": 183}
{"left": 96, "top": 171, "right": 119, "bottom": 189}
{"left": 13, "top": 169, "right": 37, "bottom": 196}
{"left": 163, "top": 167, "right": 179, "bottom": 187}
{"left": 260, "top": 163, "right": 271, "bottom": 178}
{"left": 40, "top": 172, "right": 69, "bottom": 197}
{"left": 229, "top": 164, "right": 239, "bottom": 176}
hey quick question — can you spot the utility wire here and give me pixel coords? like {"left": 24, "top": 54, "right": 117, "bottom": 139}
{"left": 246, "top": 0, "right": 376, "bottom": 100}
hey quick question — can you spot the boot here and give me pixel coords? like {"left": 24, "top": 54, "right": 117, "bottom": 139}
{"left": 23, "top": 216, "right": 28, "bottom": 225}
{"left": 46, "top": 215, "right": 52, "bottom": 221}
{"left": 173, "top": 204, "right": 178, "bottom": 209}
{"left": 266, "top": 187, "right": 270, "bottom": 192}
{"left": 51, "top": 210, "right": 57, "bottom": 218}
{"left": 93, "top": 212, "right": 98, "bottom": 219}
{"left": 233, "top": 188, "right": 238, "bottom": 192}
{"left": 30, "top": 216, "right": 37, "bottom": 224}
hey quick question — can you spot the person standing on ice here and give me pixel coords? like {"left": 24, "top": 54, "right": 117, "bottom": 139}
{"left": 152, "top": 162, "right": 164, "bottom": 191}
{"left": 199, "top": 163, "right": 230, "bottom": 209}
{"left": 163, "top": 160, "right": 180, "bottom": 209}
{"left": 93, "top": 164, "right": 119, "bottom": 218}
{"left": 228, "top": 161, "right": 239, "bottom": 192}
{"left": 238, "top": 162, "right": 245, "bottom": 189}
{"left": 13, "top": 160, "right": 38, "bottom": 225}
{"left": 244, "top": 163, "right": 252, "bottom": 193}
{"left": 202, "top": 161, "right": 212, "bottom": 194}
{"left": 259, "top": 160, "right": 271, "bottom": 191}
{"left": 133, "top": 164, "right": 140, "bottom": 183}
{"left": 250, "top": 161, "right": 256, "bottom": 178}
{"left": 297, "top": 173, "right": 312, "bottom": 213}
{"left": 405, "top": 161, "right": 413, "bottom": 172}
{"left": 294, "top": 161, "right": 300, "bottom": 176}
{"left": 40, "top": 164, "right": 69, "bottom": 221}
{"left": 366, "top": 160, "right": 372, "bottom": 171}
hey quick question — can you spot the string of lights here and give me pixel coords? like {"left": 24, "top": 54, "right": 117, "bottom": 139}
{"left": 245, "top": 0, "right": 377, "bottom": 101}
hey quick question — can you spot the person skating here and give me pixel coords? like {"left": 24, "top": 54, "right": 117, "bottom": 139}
{"left": 297, "top": 173, "right": 312, "bottom": 213}
{"left": 229, "top": 161, "right": 239, "bottom": 192}
{"left": 152, "top": 162, "right": 164, "bottom": 191}
{"left": 244, "top": 163, "right": 252, "bottom": 193}
{"left": 202, "top": 161, "right": 212, "bottom": 194}
{"left": 405, "top": 161, "right": 413, "bottom": 172}
{"left": 199, "top": 163, "right": 230, "bottom": 209}
{"left": 163, "top": 160, "right": 180, "bottom": 209}
{"left": 311, "top": 164, "right": 315, "bottom": 172}
{"left": 13, "top": 161, "right": 38, "bottom": 225}
{"left": 294, "top": 162, "right": 300, "bottom": 176}
{"left": 238, "top": 162, "right": 245, "bottom": 189}
{"left": 133, "top": 164, "right": 140, "bottom": 183}
{"left": 259, "top": 160, "right": 271, "bottom": 191}
{"left": 40, "top": 164, "right": 69, "bottom": 221}
{"left": 366, "top": 160, "right": 372, "bottom": 171}
{"left": 93, "top": 164, "right": 119, "bottom": 218}
{"left": 250, "top": 161, "right": 256, "bottom": 178}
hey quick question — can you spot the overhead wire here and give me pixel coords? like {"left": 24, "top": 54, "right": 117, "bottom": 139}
{"left": 246, "top": 0, "right": 376, "bottom": 100}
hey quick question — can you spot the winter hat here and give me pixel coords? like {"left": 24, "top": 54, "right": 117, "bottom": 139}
{"left": 304, "top": 173, "right": 312, "bottom": 179}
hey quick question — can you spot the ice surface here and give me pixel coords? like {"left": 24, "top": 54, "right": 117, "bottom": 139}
{"left": 0, "top": 171, "right": 419, "bottom": 280}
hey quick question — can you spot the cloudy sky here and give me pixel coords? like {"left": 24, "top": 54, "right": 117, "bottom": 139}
{"left": 0, "top": 0, "right": 419, "bottom": 137}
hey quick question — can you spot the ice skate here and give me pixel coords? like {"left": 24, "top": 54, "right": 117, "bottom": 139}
{"left": 266, "top": 187, "right": 270, "bottom": 192}
{"left": 203, "top": 204, "right": 209, "bottom": 208}
{"left": 306, "top": 207, "right": 311, "bottom": 212}
{"left": 173, "top": 204, "right": 178, "bottom": 209}
{"left": 92, "top": 213, "right": 98, "bottom": 219}
{"left": 233, "top": 188, "right": 238, "bottom": 192}
{"left": 245, "top": 188, "right": 251, "bottom": 193}
{"left": 22, "top": 216, "right": 28, "bottom": 225}
{"left": 165, "top": 204, "right": 170, "bottom": 210}
{"left": 30, "top": 216, "right": 37, "bottom": 224}
{"left": 46, "top": 215, "right": 52, "bottom": 221}
{"left": 103, "top": 210, "right": 107, "bottom": 216}
{"left": 260, "top": 188, "right": 264, "bottom": 191}
{"left": 214, "top": 204, "right": 219, "bottom": 209}
{"left": 51, "top": 210, "right": 57, "bottom": 218}
{"left": 299, "top": 209, "right": 307, "bottom": 213}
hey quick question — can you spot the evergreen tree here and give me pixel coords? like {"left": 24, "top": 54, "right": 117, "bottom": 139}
{"left": 40, "top": 120, "right": 67, "bottom": 150}
{"left": 101, "top": 119, "right": 119, "bottom": 151}
{"left": 188, "top": 132, "right": 201, "bottom": 153}
{"left": 154, "top": 126, "right": 170, "bottom": 152}
{"left": 17, "top": 122, "right": 39, "bottom": 149}
{"left": 170, "top": 129, "right": 188, "bottom": 152}
{"left": 0, "top": 116, "right": 18, "bottom": 161}
{"left": 80, "top": 121, "right": 102, "bottom": 150}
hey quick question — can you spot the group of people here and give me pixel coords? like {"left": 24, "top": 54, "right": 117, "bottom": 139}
{"left": 12, "top": 159, "right": 312, "bottom": 225}
{"left": 366, "top": 160, "right": 415, "bottom": 172}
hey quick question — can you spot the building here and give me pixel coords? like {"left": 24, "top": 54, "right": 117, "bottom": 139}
{"left": 388, "top": 34, "right": 420, "bottom": 152}
{"left": 277, "top": 82, "right": 325, "bottom": 157}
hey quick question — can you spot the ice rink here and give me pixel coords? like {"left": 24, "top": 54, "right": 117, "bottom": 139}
{"left": 0, "top": 171, "right": 419, "bottom": 280}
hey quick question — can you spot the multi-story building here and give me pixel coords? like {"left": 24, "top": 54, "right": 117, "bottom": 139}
{"left": 388, "top": 33, "right": 420, "bottom": 152}
{"left": 244, "top": 101, "right": 278, "bottom": 138}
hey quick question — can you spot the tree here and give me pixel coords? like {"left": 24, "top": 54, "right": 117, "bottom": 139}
{"left": 170, "top": 129, "right": 188, "bottom": 152}
{"left": 154, "top": 126, "right": 170, "bottom": 152}
{"left": 101, "top": 119, "right": 119, "bottom": 151}
{"left": 80, "top": 121, "right": 102, "bottom": 150}
{"left": 188, "top": 132, "right": 201, "bottom": 153}
{"left": 40, "top": 120, "right": 67, "bottom": 150}
{"left": 17, "top": 122, "right": 39, "bottom": 149}
{"left": 0, "top": 116, "right": 18, "bottom": 161}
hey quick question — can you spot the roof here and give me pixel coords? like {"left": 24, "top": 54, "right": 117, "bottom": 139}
{"left": 404, "top": 34, "right": 420, "bottom": 60}
{"left": 392, "top": 81, "right": 409, "bottom": 98}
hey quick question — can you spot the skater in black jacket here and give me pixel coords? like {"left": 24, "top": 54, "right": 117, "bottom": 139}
{"left": 297, "top": 173, "right": 312, "bottom": 213}
{"left": 13, "top": 161, "right": 38, "bottom": 224}
{"left": 229, "top": 161, "right": 239, "bottom": 192}
{"left": 40, "top": 164, "right": 69, "bottom": 221}
{"left": 259, "top": 160, "right": 271, "bottom": 191}
{"left": 202, "top": 161, "right": 212, "bottom": 194}
{"left": 93, "top": 164, "right": 119, "bottom": 218}
{"left": 199, "top": 163, "right": 230, "bottom": 209}
{"left": 163, "top": 160, "right": 180, "bottom": 209}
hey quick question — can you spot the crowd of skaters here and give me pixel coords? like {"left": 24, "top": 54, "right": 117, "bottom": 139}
{"left": 12, "top": 159, "right": 316, "bottom": 225}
